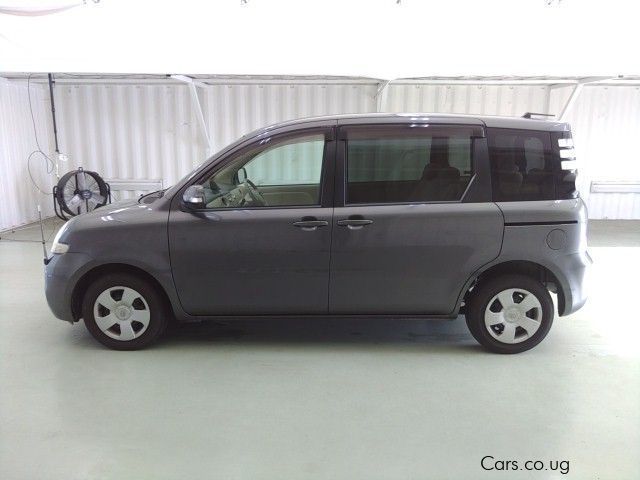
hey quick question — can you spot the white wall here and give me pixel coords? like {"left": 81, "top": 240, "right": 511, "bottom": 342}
{"left": 50, "top": 81, "right": 378, "bottom": 203}
{"left": 550, "top": 85, "right": 640, "bottom": 219}
{"left": 2, "top": 78, "right": 639, "bottom": 230}
{"left": 0, "top": 78, "right": 53, "bottom": 231}
{"left": 54, "top": 83, "right": 204, "bottom": 200}
{"left": 204, "top": 83, "right": 377, "bottom": 153}
{"left": 383, "top": 84, "right": 552, "bottom": 117}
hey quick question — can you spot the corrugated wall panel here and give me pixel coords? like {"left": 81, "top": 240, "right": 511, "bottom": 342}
{"left": 383, "top": 84, "right": 551, "bottom": 116}
{"left": 4, "top": 79, "right": 639, "bottom": 227}
{"left": 552, "top": 85, "right": 640, "bottom": 219}
{"left": 205, "top": 83, "right": 378, "bottom": 152}
{"left": 54, "top": 84, "right": 205, "bottom": 202}
{"left": 0, "top": 78, "right": 54, "bottom": 231}
{"left": 51, "top": 82, "right": 378, "bottom": 203}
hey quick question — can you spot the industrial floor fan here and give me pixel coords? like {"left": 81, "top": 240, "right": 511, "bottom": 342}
{"left": 53, "top": 167, "right": 111, "bottom": 220}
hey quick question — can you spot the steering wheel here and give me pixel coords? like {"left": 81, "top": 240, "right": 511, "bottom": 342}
{"left": 243, "top": 179, "right": 267, "bottom": 206}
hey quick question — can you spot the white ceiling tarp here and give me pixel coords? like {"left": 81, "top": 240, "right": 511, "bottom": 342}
{"left": 0, "top": 0, "right": 638, "bottom": 79}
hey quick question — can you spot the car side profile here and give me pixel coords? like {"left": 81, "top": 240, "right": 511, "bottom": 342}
{"left": 45, "top": 113, "right": 591, "bottom": 353}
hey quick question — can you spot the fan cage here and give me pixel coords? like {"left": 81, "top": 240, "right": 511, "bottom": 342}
{"left": 53, "top": 168, "right": 111, "bottom": 221}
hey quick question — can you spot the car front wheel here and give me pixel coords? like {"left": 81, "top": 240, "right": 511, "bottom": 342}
{"left": 82, "top": 273, "right": 168, "bottom": 350}
{"left": 465, "top": 274, "right": 554, "bottom": 354}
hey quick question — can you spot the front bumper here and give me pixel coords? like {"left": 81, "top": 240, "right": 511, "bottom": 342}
{"left": 45, "top": 252, "right": 94, "bottom": 322}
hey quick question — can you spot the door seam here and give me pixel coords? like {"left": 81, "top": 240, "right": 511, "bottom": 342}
{"left": 326, "top": 206, "right": 335, "bottom": 314}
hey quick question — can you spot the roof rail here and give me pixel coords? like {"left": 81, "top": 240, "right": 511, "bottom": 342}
{"left": 522, "top": 112, "right": 555, "bottom": 119}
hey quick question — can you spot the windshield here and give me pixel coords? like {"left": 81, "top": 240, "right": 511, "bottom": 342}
{"left": 154, "top": 129, "right": 264, "bottom": 202}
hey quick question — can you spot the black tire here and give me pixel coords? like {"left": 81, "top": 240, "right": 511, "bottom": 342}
{"left": 82, "top": 273, "right": 168, "bottom": 350}
{"left": 465, "top": 274, "right": 554, "bottom": 354}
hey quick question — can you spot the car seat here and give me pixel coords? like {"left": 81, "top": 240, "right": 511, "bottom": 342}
{"left": 412, "top": 138, "right": 461, "bottom": 201}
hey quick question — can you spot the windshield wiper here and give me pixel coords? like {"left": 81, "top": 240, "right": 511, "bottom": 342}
{"left": 138, "top": 188, "right": 167, "bottom": 203}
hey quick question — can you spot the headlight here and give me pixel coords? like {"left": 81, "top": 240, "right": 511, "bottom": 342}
{"left": 51, "top": 241, "right": 69, "bottom": 254}
{"left": 50, "top": 221, "right": 71, "bottom": 255}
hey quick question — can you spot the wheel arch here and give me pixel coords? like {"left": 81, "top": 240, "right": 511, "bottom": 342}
{"left": 458, "top": 260, "right": 566, "bottom": 315}
{"left": 70, "top": 263, "right": 173, "bottom": 322}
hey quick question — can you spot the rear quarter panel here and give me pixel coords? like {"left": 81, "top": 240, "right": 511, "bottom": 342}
{"left": 477, "top": 198, "right": 589, "bottom": 315}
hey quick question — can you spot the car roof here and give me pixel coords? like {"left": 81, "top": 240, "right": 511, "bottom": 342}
{"left": 249, "top": 112, "right": 570, "bottom": 138}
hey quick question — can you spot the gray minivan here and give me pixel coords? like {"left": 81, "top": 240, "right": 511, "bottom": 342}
{"left": 45, "top": 113, "right": 591, "bottom": 353}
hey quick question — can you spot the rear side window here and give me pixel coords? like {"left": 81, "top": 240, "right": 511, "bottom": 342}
{"left": 345, "top": 126, "right": 478, "bottom": 204}
{"left": 551, "top": 131, "right": 578, "bottom": 199}
{"left": 488, "top": 129, "right": 556, "bottom": 201}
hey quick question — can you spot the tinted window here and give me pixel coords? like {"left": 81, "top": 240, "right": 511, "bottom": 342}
{"left": 200, "top": 133, "right": 325, "bottom": 208}
{"left": 488, "top": 129, "right": 556, "bottom": 201}
{"left": 345, "top": 126, "right": 476, "bottom": 204}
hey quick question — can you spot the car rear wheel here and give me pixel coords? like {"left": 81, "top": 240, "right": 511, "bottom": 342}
{"left": 82, "top": 273, "right": 168, "bottom": 350}
{"left": 465, "top": 274, "right": 553, "bottom": 354}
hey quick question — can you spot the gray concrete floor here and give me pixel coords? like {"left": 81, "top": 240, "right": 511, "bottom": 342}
{"left": 1, "top": 219, "right": 639, "bottom": 479}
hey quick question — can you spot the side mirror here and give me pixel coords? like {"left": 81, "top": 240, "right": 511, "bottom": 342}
{"left": 182, "top": 185, "right": 206, "bottom": 209}
{"left": 236, "top": 167, "right": 247, "bottom": 184}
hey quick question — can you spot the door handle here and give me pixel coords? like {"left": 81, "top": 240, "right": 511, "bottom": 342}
{"left": 293, "top": 219, "right": 328, "bottom": 231}
{"left": 337, "top": 218, "right": 374, "bottom": 230}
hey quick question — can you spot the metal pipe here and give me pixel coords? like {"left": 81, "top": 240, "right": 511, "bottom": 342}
{"left": 557, "top": 77, "right": 615, "bottom": 120}
{"left": 189, "top": 83, "right": 212, "bottom": 155}
{"left": 47, "top": 73, "right": 60, "bottom": 154}
{"left": 170, "top": 75, "right": 212, "bottom": 154}
{"left": 392, "top": 79, "right": 581, "bottom": 85}
{"left": 18, "top": 76, "right": 640, "bottom": 87}
{"left": 375, "top": 80, "right": 392, "bottom": 111}
{"left": 21, "top": 77, "right": 382, "bottom": 86}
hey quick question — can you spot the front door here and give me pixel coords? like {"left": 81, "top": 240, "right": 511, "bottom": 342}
{"left": 169, "top": 128, "right": 335, "bottom": 316}
{"left": 329, "top": 123, "right": 503, "bottom": 315}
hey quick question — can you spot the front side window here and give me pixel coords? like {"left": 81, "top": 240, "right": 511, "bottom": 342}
{"left": 345, "top": 126, "right": 476, "bottom": 204}
{"left": 199, "top": 133, "right": 325, "bottom": 208}
{"left": 488, "top": 129, "right": 557, "bottom": 201}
